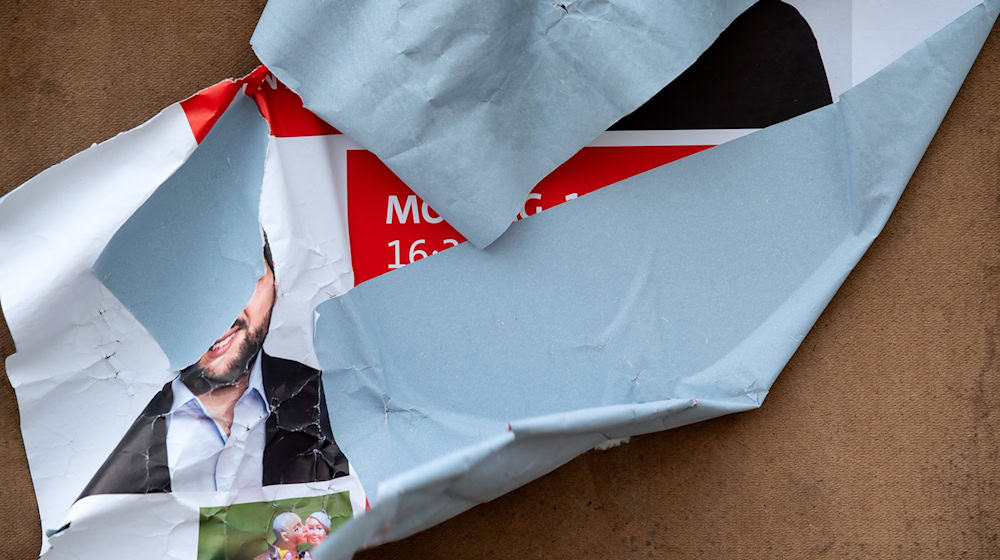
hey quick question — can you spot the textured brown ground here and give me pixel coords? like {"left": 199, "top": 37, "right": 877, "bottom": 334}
{"left": 1, "top": 2, "right": 998, "bottom": 558}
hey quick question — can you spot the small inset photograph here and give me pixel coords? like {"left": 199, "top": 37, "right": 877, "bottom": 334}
{"left": 197, "top": 492, "right": 351, "bottom": 560}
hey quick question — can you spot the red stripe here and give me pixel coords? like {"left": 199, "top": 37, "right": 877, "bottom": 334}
{"left": 179, "top": 79, "right": 241, "bottom": 144}
{"left": 180, "top": 65, "right": 340, "bottom": 143}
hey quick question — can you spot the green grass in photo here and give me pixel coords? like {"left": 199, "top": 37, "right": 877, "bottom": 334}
{"left": 197, "top": 491, "right": 352, "bottom": 560}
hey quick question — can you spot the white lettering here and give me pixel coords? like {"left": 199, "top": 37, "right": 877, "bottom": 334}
{"left": 518, "top": 192, "right": 543, "bottom": 220}
{"left": 409, "top": 239, "right": 428, "bottom": 262}
{"left": 421, "top": 203, "right": 444, "bottom": 224}
{"left": 387, "top": 194, "right": 420, "bottom": 224}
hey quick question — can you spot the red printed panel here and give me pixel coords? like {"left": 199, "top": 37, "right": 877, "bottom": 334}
{"left": 346, "top": 150, "right": 465, "bottom": 286}
{"left": 347, "top": 144, "right": 712, "bottom": 285}
{"left": 247, "top": 67, "right": 341, "bottom": 138}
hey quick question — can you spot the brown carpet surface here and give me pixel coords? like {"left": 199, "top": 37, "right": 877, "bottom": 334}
{"left": 1, "top": 3, "right": 997, "bottom": 558}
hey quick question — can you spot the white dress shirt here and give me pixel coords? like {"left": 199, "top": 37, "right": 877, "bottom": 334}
{"left": 165, "top": 352, "right": 270, "bottom": 492}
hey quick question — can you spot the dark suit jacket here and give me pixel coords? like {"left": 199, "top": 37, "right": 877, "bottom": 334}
{"left": 78, "top": 353, "right": 349, "bottom": 499}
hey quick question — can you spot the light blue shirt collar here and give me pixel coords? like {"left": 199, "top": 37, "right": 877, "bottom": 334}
{"left": 169, "top": 351, "right": 270, "bottom": 435}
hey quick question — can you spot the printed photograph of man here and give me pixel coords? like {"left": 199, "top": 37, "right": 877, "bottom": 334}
{"left": 79, "top": 237, "right": 350, "bottom": 497}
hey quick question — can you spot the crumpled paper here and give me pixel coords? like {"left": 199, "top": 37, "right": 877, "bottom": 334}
{"left": 307, "top": 1, "right": 999, "bottom": 555}
{"left": 0, "top": 1, "right": 997, "bottom": 558}
{"left": 251, "top": 0, "right": 755, "bottom": 247}
{"left": 93, "top": 91, "right": 270, "bottom": 370}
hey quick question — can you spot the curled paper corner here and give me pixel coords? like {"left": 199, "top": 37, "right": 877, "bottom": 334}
{"left": 308, "top": 1, "right": 999, "bottom": 553}
{"left": 92, "top": 91, "right": 271, "bottom": 370}
{"left": 251, "top": 0, "right": 757, "bottom": 248}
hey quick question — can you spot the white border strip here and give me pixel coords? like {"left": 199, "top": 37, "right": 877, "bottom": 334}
{"left": 587, "top": 129, "right": 758, "bottom": 147}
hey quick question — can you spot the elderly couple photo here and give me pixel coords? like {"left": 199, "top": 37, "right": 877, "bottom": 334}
{"left": 255, "top": 510, "right": 332, "bottom": 560}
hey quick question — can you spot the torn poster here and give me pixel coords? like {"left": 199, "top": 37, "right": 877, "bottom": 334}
{"left": 251, "top": 0, "right": 758, "bottom": 248}
{"left": 0, "top": 1, "right": 995, "bottom": 559}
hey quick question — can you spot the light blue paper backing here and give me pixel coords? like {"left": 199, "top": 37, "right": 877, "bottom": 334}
{"left": 311, "top": 2, "right": 999, "bottom": 556}
{"left": 251, "top": 0, "right": 755, "bottom": 247}
{"left": 93, "top": 93, "right": 270, "bottom": 370}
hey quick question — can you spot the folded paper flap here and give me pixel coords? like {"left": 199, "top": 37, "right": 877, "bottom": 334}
{"left": 309, "top": 2, "right": 998, "bottom": 553}
{"left": 316, "top": 397, "right": 744, "bottom": 558}
{"left": 312, "top": 102, "right": 843, "bottom": 491}
{"left": 251, "top": 0, "right": 756, "bottom": 247}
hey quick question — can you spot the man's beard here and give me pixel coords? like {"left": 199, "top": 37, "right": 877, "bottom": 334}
{"left": 180, "top": 318, "right": 267, "bottom": 396}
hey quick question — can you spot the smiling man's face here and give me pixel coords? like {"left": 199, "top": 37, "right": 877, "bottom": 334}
{"left": 180, "top": 261, "right": 276, "bottom": 394}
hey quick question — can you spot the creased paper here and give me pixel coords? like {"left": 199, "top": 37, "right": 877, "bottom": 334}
{"left": 309, "top": 1, "right": 999, "bottom": 555}
{"left": 251, "top": 0, "right": 756, "bottom": 247}
{"left": 0, "top": 1, "right": 996, "bottom": 558}
{"left": 93, "top": 92, "right": 270, "bottom": 370}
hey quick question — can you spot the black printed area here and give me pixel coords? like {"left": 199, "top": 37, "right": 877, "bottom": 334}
{"left": 610, "top": 0, "right": 833, "bottom": 131}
